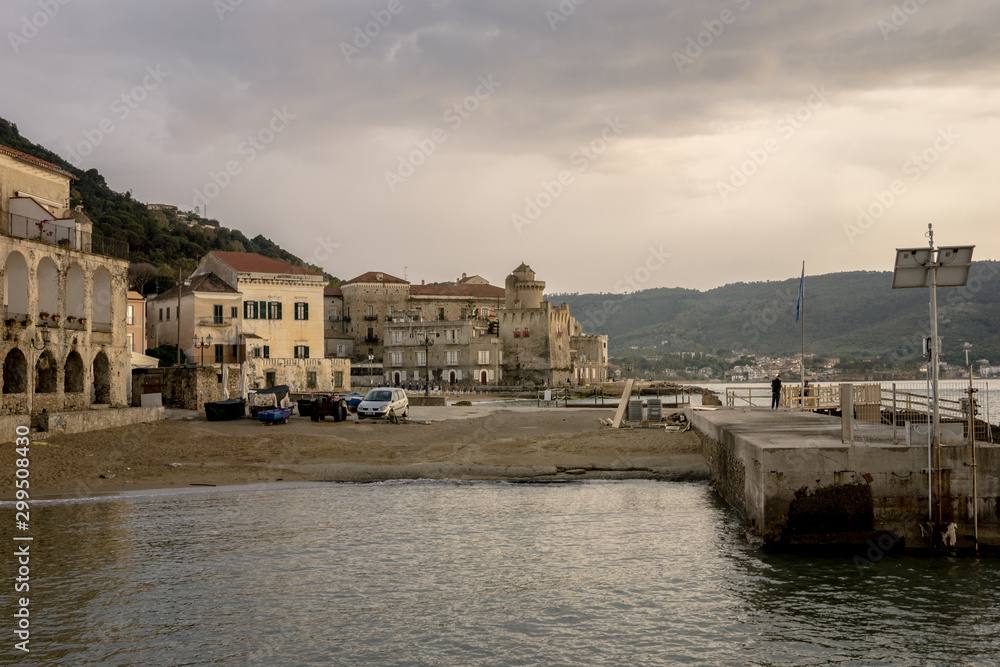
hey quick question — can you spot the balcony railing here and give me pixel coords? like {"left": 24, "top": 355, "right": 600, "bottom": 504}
{"left": 363, "top": 315, "right": 379, "bottom": 321}
{"left": 8, "top": 215, "right": 129, "bottom": 260}
{"left": 198, "top": 317, "right": 233, "bottom": 327}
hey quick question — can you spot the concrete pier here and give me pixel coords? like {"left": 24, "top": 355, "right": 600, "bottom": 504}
{"left": 687, "top": 407, "right": 1000, "bottom": 551}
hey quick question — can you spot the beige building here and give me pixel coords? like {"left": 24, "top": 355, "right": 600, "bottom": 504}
{"left": 147, "top": 272, "right": 243, "bottom": 364}
{"left": 0, "top": 143, "right": 131, "bottom": 419}
{"left": 126, "top": 290, "right": 146, "bottom": 354}
{"left": 194, "top": 251, "right": 326, "bottom": 361}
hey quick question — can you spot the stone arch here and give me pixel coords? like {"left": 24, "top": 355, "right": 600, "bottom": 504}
{"left": 4, "top": 251, "right": 28, "bottom": 317}
{"left": 37, "top": 257, "right": 59, "bottom": 316}
{"left": 93, "top": 267, "right": 112, "bottom": 326}
{"left": 66, "top": 262, "right": 85, "bottom": 320}
{"left": 92, "top": 351, "right": 111, "bottom": 404}
{"left": 3, "top": 349, "right": 27, "bottom": 394}
{"left": 35, "top": 351, "right": 57, "bottom": 394}
{"left": 64, "top": 351, "right": 84, "bottom": 393}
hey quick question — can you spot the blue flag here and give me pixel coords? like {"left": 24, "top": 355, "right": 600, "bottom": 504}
{"left": 795, "top": 262, "right": 804, "bottom": 326}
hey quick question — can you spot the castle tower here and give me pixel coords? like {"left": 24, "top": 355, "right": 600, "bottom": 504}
{"left": 505, "top": 263, "right": 545, "bottom": 309}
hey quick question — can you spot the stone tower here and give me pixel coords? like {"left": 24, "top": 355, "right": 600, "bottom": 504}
{"left": 504, "top": 263, "right": 545, "bottom": 309}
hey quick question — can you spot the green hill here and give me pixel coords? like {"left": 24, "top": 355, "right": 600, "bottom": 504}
{"left": 0, "top": 117, "right": 327, "bottom": 294}
{"left": 550, "top": 263, "right": 1000, "bottom": 367}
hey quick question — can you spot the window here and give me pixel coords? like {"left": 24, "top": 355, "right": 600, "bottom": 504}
{"left": 126, "top": 305, "right": 134, "bottom": 326}
{"left": 334, "top": 371, "right": 344, "bottom": 388}
{"left": 127, "top": 332, "right": 134, "bottom": 352}
{"left": 265, "top": 371, "right": 276, "bottom": 387}
{"left": 166, "top": 307, "right": 171, "bottom": 321}
{"left": 336, "top": 344, "right": 345, "bottom": 357}
{"left": 244, "top": 301, "right": 258, "bottom": 319}
{"left": 446, "top": 350, "right": 459, "bottom": 365}
{"left": 367, "top": 305, "right": 374, "bottom": 318}
{"left": 294, "top": 302, "right": 309, "bottom": 320}
{"left": 330, "top": 306, "right": 338, "bottom": 319}
{"left": 416, "top": 351, "right": 426, "bottom": 366}
{"left": 213, "top": 304, "right": 223, "bottom": 325}
{"left": 294, "top": 345, "right": 309, "bottom": 359}
{"left": 478, "top": 350, "right": 490, "bottom": 365}
{"left": 263, "top": 346, "right": 270, "bottom": 359}
{"left": 232, "top": 344, "right": 239, "bottom": 360}
{"left": 268, "top": 302, "right": 282, "bottom": 320}
{"left": 523, "top": 327, "right": 530, "bottom": 338}
{"left": 158, "top": 308, "right": 163, "bottom": 322}
{"left": 390, "top": 331, "right": 403, "bottom": 344}
{"left": 214, "top": 344, "right": 223, "bottom": 363}
{"left": 514, "top": 328, "right": 520, "bottom": 338}
{"left": 390, "top": 352, "right": 402, "bottom": 366}
{"left": 438, "top": 308, "right": 445, "bottom": 320}
{"left": 253, "top": 347, "right": 261, "bottom": 358}
{"left": 306, "top": 371, "right": 317, "bottom": 389}
{"left": 231, "top": 306, "right": 238, "bottom": 318}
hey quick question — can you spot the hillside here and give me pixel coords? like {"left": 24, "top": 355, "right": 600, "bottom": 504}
{"left": 0, "top": 117, "right": 325, "bottom": 293}
{"left": 550, "top": 263, "right": 1000, "bottom": 366}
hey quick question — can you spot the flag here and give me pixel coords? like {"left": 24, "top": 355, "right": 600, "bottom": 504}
{"left": 795, "top": 262, "right": 804, "bottom": 325}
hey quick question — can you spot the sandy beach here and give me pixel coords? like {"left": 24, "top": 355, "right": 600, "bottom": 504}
{"left": 2, "top": 406, "right": 708, "bottom": 498}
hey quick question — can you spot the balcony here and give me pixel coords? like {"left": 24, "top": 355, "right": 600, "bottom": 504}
{"left": 8, "top": 215, "right": 129, "bottom": 260}
{"left": 328, "top": 314, "right": 342, "bottom": 321}
{"left": 364, "top": 335, "right": 380, "bottom": 344}
{"left": 198, "top": 317, "right": 233, "bottom": 327}
{"left": 363, "top": 315, "right": 379, "bottom": 321}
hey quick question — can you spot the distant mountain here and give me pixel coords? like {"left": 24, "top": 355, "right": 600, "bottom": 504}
{"left": 0, "top": 117, "right": 326, "bottom": 293}
{"left": 549, "top": 264, "right": 1000, "bottom": 366}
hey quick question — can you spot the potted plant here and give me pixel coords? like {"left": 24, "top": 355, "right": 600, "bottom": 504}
{"left": 39, "top": 312, "right": 50, "bottom": 321}
{"left": 52, "top": 314, "right": 61, "bottom": 323}
{"left": 22, "top": 317, "right": 32, "bottom": 326}
{"left": 5, "top": 318, "right": 15, "bottom": 326}
{"left": 79, "top": 317, "right": 87, "bottom": 325}
{"left": 67, "top": 315, "right": 77, "bottom": 323}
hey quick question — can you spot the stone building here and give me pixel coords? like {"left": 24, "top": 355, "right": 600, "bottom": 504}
{"left": 323, "top": 286, "right": 353, "bottom": 359}
{"left": 0, "top": 144, "right": 131, "bottom": 423}
{"left": 147, "top": 271, "right": 243, "bottom": 364}
{"left": 499, "top": 263, "right": 608, "bottom": 386}
{"left": 339, "top": 271, "right": 410, "bottom": 363}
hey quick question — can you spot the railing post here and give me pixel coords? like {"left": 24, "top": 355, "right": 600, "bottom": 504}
{"left": 841, "top": 382, "right": 854, "bottom": 444}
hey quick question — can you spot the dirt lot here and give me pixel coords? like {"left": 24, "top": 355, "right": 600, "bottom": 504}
{"left": 1, "top": 407, "right": 708, "bottom": 498}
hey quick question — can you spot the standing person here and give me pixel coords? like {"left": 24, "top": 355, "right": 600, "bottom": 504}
{"left": 771, "top": 374, "right": 782, "bottom": 410}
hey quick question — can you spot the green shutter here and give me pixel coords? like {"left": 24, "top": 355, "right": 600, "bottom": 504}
{"left": 276, "top": 302, "right": 282, "bottom": 320}
{"left": 303, "top": 346, "right": 309, "bottom": 359}
{"left": 244, "top": 301, "right": 250, "bottom": 319}
{"left": 303, "top": 302, "right": 308, "bottom": 320}
{"left": 259, "top": 301, "right": 267, "bottom": 320}
{"left": 263, "top": 345, "right": 269, "bottom": 358}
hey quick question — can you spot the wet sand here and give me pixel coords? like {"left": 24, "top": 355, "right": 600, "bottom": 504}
{"left": 1, "top": 406, "right": 708, "bottom": 497}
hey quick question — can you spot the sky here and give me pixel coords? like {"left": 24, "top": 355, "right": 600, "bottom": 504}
{"left": 3, "top": 0, "right": 999, "bottom": 294}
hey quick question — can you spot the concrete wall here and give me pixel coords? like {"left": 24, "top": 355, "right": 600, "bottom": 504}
{"left": 0, "top": 406, "right": 163, "bottom": 442}
{"left": 691, "top": 408, "right": 1000, "bottom": 551}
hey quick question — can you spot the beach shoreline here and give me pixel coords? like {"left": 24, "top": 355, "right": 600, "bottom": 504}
{"left": 2, "top": 407, "right": 709, "bottom": 498}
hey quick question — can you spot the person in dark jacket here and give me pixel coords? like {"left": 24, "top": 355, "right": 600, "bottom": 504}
{"left": 771, "top": 374, "right": 782, "bottom": 410}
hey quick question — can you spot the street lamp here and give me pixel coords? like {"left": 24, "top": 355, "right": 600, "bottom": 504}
{"left": 418, "top": 330, "right": 439, "bottom": 396}
{"left": 194, "top": 333, "right": 213, "bottom": 366}
{"left": 30, "top": 323, "right": 51, "bottom": 351}
{"left": 368, "top": 353, "right": 374, "bottom": 387}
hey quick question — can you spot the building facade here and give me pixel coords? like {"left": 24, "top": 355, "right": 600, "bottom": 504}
{"left": 0, "top": 144, "right": 131, "bottom": 418}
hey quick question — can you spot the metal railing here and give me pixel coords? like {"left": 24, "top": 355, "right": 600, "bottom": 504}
{"left": 198, "top": 317, "right": 233, "bottom": 327}
{"left": 7, "top": 215, "right": 129, "bottom": 260}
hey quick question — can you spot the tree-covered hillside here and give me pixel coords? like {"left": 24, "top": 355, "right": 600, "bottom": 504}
{"left": 0, "top": 117, "right": 326, "bottom": 294}
{"left": 550, "top": 262, "right": 1000, "bottom": 366}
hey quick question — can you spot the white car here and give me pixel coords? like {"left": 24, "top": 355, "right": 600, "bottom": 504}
{"left": 357, "top": 388, "right": 409, "bottom": 419}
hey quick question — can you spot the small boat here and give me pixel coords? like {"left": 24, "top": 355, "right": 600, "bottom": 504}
{"left": 256, "top": 407, "right": 291, "bottom": 425}
{"left": 205, "top": 398, "right": 246, "bottom": 421}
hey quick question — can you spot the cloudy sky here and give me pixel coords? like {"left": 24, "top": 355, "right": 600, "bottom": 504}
{"left": 4, "top": 0, "right": 999, "bottom": 293}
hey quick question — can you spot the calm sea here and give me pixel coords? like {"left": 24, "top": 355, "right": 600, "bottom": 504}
{"left": 2, "top": 481, "right": 998, "bottom": 666}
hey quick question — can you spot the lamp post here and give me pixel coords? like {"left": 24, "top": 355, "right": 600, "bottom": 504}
{"left": 368, "top": 353, "right": 374, "bottom": 387}
{"left": 30, "top": 323, "right": 51, "bottom": 351}
{"left": 194, "top": 333, "right": 213, "bottom": 366}
{"left": 419, "top": 330, "right": 438, "bottom": 396}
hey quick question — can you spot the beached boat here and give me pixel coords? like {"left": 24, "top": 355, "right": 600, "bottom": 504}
{"left": 256, "top": 407, "right": 291, "bottom": 425}
{"left": 205, "top": 398, "right": 246, "bottom": 421}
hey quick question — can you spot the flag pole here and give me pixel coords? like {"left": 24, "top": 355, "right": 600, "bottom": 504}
{"left": 799, "top": 261, "right": 805, "bottom": 411}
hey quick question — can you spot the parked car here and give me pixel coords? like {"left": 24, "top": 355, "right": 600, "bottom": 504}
{"left": 357, "top": 387, "right": 409, "bottom": 419}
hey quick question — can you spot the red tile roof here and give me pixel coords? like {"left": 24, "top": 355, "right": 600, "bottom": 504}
{"left": 409, "top": 284, "right": 505, "bottom": 299}
{"left": 0, "top": 144, "right": 76, "bottom": 179}
{"left": 210, "top": 251, "right": 321, "bottom": 276}
{"left": 324, "top": 286, "right": 343, "bottom": 297}
{"left": 343, "top": 271, "right": 408, "bottom": 285}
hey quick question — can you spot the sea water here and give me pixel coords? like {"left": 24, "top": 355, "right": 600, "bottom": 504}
{"left": 1, "top": 481, "right": 998, "bottom": 666}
